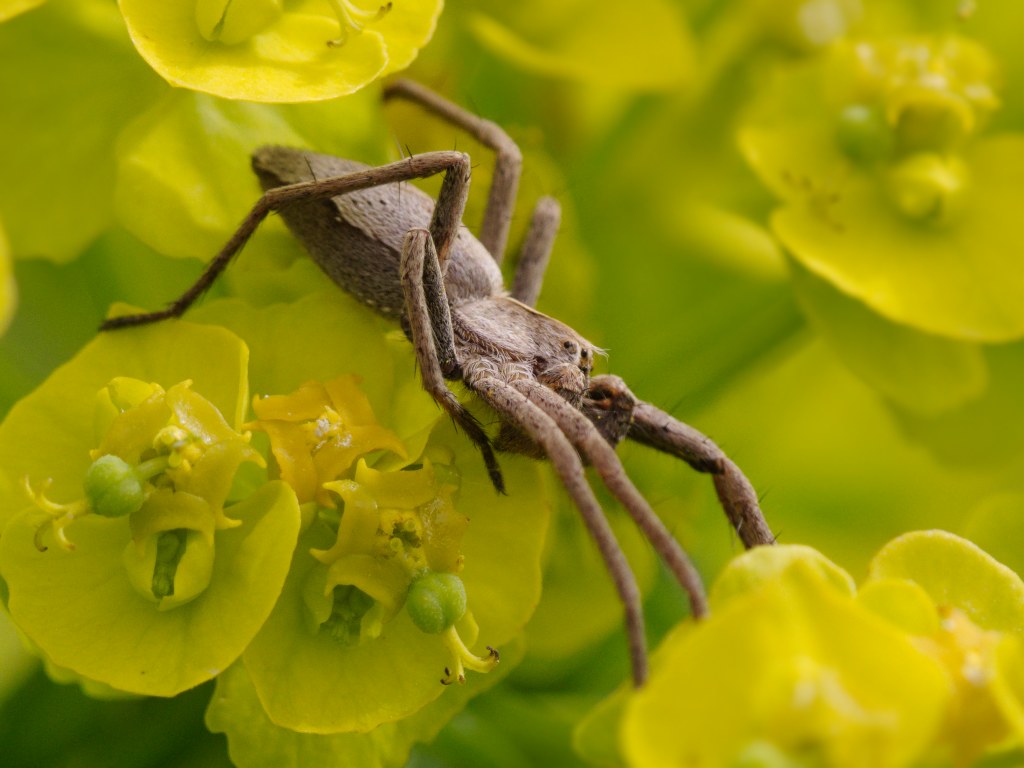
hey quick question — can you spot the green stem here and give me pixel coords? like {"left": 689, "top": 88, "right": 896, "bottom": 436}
{"left": 134, "top": 456, "right": 170, "bottom": 482}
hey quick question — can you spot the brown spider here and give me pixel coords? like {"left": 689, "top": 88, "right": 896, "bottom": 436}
{"left": 102, "top": 80, "right": 774, "bottom": 686}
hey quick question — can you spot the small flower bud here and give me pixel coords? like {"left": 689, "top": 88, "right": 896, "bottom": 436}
{"left": 83, "top": 455, "right": 146, "bottom": 518}
{"left": 406, "top": 571, "right": 467, "bottom": 635}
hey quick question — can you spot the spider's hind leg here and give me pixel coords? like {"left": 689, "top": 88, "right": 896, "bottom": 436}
{"left": 384, "top": 79, "right": 522, "bottom": 264}
{"left": 509, "top": 196, "right": 561, "bottom": 308}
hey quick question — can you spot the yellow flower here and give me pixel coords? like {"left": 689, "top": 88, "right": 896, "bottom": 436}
{"left": 623, "top": 560, "right": 948, "bottom": 768}
{"left": 119, "top": 0, "right": 444, "bottom": 102}
{"left": 249, "top": 375, "right": 406, "bottom": 506}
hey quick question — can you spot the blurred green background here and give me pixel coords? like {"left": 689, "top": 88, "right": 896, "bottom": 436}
{"left": 2, "top": 0, "right": 1024, "bottom": 765}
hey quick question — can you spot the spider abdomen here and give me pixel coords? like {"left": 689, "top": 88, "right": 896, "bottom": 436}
{"left": 252, "top": 146, "right": 504, "bottom": 318}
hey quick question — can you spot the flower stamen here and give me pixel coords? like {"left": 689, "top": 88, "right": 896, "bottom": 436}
{"left": 24, "top": 477, "right": 88, "bottom": 552}
{"left": 440, "top": 626, "right": 499, "bottom": 685}
{"left": 326, "top": 0, "right": 392, "bottom": 47}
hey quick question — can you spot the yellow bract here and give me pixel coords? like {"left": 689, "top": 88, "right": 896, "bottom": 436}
{"left": 623, "top": 563, "right": 949, "bottom": 768}
{"left": 118, "top": 0, "right": 443, "bottom": 102}
{"left": 307, "top": 457, "right": 471, "bottom": 651}
{"left": 709, "top": 543, "right": 856, "bottom": 608}
{"left": 194, "top": 0, "right": 282, "bottom": 45}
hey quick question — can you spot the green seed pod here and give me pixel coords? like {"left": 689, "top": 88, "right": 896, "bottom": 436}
{"left": 83, "top": 455, "right": 146, "bottom": 518}
{"left": 406, "top": 571, "right": 467, "bottom": 635}
{"left": 836, "top": 104, "right": 892, "bottom": 164}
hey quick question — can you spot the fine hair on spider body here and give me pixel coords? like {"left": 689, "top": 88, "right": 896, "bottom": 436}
{"left": 101, "top": 79, "right": 775, "bottom": 687}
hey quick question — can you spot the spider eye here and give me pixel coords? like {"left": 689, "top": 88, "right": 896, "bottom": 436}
{"left": 580, "top": 348, "right": 589, "bottom": 359}
{"left": 563, "top": 340, "right": 577, "bottom": 352}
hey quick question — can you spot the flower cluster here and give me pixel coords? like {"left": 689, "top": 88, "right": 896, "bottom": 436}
{"left": 0, "top": 296, "right": 547, "bottom": 762}
{"left": 738, "top": 2, "right": 1024, "bottom": 429}
{"left": 583, "top": 533, "right": 1024, "bottom": 767}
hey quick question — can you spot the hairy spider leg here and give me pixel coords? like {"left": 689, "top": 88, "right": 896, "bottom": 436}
{"left": 384, "top": 79, "right": 522, "bottom": 264}
{"left": 100, "top": 151, "right": 475, "bottom": 331}
{"left": 628, "top": 400, "right": 775, "bottom": 548}
{"left": 382, "top": 80, "right": 563, "bottom": 308}
{"left": 472, "top": 374, "right": 649, "bottom": 685}
{"left": 510, "top": 196, "right": 561, "bottom": 307}
{"left": 511, "top": 379, "right": 708, "bottom": 618}
{"left": 583, "top": 375, "right": 775, "bottom": 549}
{"left": 400, "top": 228, "right": 504, "bottom": 492}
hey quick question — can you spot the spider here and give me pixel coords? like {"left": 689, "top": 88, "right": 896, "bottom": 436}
{"left": 102, "top": 80, "right": 774, "bottom": 686}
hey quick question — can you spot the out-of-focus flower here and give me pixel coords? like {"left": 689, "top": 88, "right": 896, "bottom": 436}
{"left": 584, "top": 532, "right": 1024, "bottom": 767}
{"left": 742, "top": 14, "right": 1024, "bottom": 345}
{"left": 621, "top": 548, "right": 948, "bottom": 768}
{"left": 0, "top": 0, "right": 164, "bottom": 262}
{"left": 865, "top": 530, "right": 1024, "bottom": 765}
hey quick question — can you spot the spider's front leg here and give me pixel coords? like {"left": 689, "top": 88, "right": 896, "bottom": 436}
{"left": 399, "top": 228, "right": 505, "bottom": 493}
{"left": 584, "top": 375, "right": 775, "bottom": 549}
{"left": 512, "top": 378, "right": 708, "bottom": 620}
{"left": 629, "top": 399, "right": 774, "bottom": 548}
{"left": 468, "top": 372, "right": 649, "bottom": 686}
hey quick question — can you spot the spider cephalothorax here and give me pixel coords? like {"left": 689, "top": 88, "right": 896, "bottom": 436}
{"left": 455, "top": 297, "right": 595, "bottom": 403}
{"left": 101, "top": 80, "right": 775, "bottom": 686}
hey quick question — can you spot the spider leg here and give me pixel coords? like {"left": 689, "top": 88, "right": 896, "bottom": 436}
{"left": 587, "top": 375, "right": 775, "bottom": 549}
{"left": 509, "top": 196, "right": 561, "bottom": 307}
{"left": 100, "top": 151, "right": 472, "bottom": 330}
{"left": 400, "top": 228, "right": 505, "bottom": 493}
{"left": 384, "top": 79, "right": 522, "bottom": 263}
{"left": 471, "top": 374, "right": 648, "bottom": 686}
{"left": 512, "top": 379, "right": 708, "bottom": 619}
{"left": 632, "top": 399, "right": 773, "bottom": 548}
